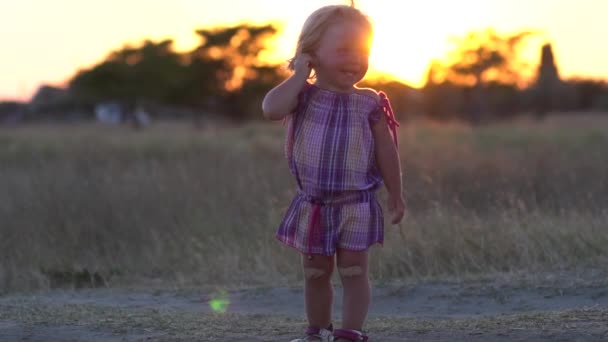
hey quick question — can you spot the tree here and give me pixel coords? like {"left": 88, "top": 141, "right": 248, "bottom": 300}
{"left": 423, "top": 61, "right": 466, "bottom": 121}
{"left": 447, "top": 29, "right": 533, "bottom": 86}
{"left": 67, "top": 23, "right": 284, "bottom": 120}
{"left": 188, "top": 24, "right": 282, "bottom": 119}
{"left": 531, "top": 43, "right": 562, "bottom": 118}
{"left": 425, "top": 29, "right": 535, "bottom": 123}
{"left": 70, "top": 39, "right": 185, "bottom": 106}
{"left": 567, "top": 78, "right": 608, "bottom": 111}
{"left": 193, "top": 24, "right": 277, "bottom": 91}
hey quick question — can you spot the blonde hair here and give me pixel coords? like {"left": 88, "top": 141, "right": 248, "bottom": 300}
{"left": 288, "top": 4, "right": 373, "bottom": 71}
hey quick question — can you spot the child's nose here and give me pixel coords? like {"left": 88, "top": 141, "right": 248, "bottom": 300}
{"left": 344, "top": 52, "right": 364, "bottom": 64}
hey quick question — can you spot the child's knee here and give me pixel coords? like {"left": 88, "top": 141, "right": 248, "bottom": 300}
{"left": 337, "top": 265, "right": 364, "bottom": 278}
{"left": 303, "top": 267, "right": 328, "bottom": 280}
{"left": 336, "top": 249, "right": 368, "bottom": 278}
{"left": 302, "top": 254, "right": 334, "bottom": 280}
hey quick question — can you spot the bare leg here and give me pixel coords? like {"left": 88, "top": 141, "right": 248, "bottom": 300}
{"left": 336, "top": 249, "right": 370, "bottom": 333}
{"left": 302, "top": 254, "right": 335, "bottom": 329}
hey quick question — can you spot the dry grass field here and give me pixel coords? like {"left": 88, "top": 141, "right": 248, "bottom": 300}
{"left": 1, "top": 115, "right": 607, "bottom": 292}
{"left": 1, "top": 114, "right": 607, "bottom": 340}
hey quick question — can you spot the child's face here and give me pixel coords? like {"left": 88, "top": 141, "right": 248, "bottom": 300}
{"left": 314, "top": 20, "right": 371, "bottom": 91}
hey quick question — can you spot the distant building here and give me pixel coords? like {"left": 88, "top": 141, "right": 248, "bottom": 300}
{"left": 95, "top": 102, "right": 123, "bottom": 124}
{"left": 95, "top": 101, "right": 152, "bottom": 128}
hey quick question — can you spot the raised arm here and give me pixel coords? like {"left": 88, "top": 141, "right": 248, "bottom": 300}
{"left": 262, "top": 54, "right": 313, "bottom": 120}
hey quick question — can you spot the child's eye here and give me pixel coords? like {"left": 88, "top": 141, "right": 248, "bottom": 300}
{"left": 337, "top": 46, "right": 369, "bottom": 56}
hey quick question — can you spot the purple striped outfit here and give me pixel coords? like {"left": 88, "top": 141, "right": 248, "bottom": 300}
{"left": 276, "top": 82, "right": 398, "bottom": 256}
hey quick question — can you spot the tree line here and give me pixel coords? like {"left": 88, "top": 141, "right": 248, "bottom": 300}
{"left": 4, "top": 24, "right": 608, "bottom": 124}
{"left": 421, "top": 29, "right": 608, "bottom": 123}
{"left": 67, "top": 24, "right": 286, "bottom": 121}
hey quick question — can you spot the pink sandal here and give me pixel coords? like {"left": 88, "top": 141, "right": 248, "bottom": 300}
{"left": 290, "top": 324, "right": 334, "bottom": 342}
{"left": 333, "top": 328, "right": 368, "bottom": 342}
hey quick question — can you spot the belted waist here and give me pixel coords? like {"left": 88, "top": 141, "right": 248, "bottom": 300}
{"left": 297, "top": 190, "right": 375, "bottom": 206}
{"left": 297, "top": 190, "right": 376, "bottom": 256}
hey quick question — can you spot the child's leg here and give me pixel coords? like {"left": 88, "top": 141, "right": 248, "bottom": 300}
{"left": 336, "top": 249, "right": 370, "bottom": 331}
{"left": 302, "top": 254, "right": 335, "bottom": 329}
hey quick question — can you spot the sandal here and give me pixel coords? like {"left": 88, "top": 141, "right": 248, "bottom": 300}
{"left": 290, "top": 324, "right": 334, "bottom": 342}
{"left": 333, "top": 328, "right": 368, "bottom": 342}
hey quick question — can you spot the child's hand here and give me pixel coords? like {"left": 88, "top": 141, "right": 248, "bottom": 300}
{"left": 388, "top": 194, "right": 406, "bottom": 224}
{"left": 293, "top": 53, "right": 314, "bottom": 78}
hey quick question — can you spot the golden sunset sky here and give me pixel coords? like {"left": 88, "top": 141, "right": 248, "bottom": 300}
{"left": 1, "top": 0, "right": 605, "bottom": 101}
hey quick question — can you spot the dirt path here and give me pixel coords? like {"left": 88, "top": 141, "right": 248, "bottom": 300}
{"left": 1, "top": 275, "right": 608, "bottom": 341}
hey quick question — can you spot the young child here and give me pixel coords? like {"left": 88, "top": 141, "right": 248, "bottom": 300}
{"left": 262, "top": 4, "right": 405, "bottom": 342}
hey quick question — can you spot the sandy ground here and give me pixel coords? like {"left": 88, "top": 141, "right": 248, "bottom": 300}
{"left": 1, "top": 272, "right": 608, "bottom": 341}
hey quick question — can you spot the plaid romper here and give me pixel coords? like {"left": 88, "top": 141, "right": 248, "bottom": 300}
{"left": 276, "top": 82, "right": 399, "bottom": 256}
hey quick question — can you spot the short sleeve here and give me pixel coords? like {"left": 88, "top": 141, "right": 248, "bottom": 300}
{"left": 368, "top": 105, "right": 383, "bottom": 125}
{"left": 370, "top": 91, "right": 401, "bottom": 148}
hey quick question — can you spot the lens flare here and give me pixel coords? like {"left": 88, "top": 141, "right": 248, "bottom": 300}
{"left": 208, "top": 290, "right": 230, "bottom": 314}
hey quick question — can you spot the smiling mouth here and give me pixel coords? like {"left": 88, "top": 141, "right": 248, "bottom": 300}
{"left": 341, "top": 70, "right": 359, "bottom": 78}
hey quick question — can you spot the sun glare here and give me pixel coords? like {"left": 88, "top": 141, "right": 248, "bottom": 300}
{"left": 363, "top": 3, "right": 451, "bottom": 87}
{"left": 266, "top": 9, "right": 441, "bottom": 88}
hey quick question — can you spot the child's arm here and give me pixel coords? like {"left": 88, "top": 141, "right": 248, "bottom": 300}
{"left": 372, "top": 114, "right": 406, "bottom": 224}
{"left": 262, "top": 54, "right": 313, "bottom": 120}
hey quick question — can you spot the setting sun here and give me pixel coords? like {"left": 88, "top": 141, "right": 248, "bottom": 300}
{"left": 364, "top": 3, "right": 450, "bottom": 86}
{"left": 262, "top": 2, "right": 456, "bottom": 87}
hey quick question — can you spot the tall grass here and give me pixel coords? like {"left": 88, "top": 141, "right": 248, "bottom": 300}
{"left": 1, "top": 116, "right": 607, "bottom": 293}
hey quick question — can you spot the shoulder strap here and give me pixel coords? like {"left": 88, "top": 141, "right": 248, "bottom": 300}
{"left": 378, "top": 91, "right": 400, "bottom": 148}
